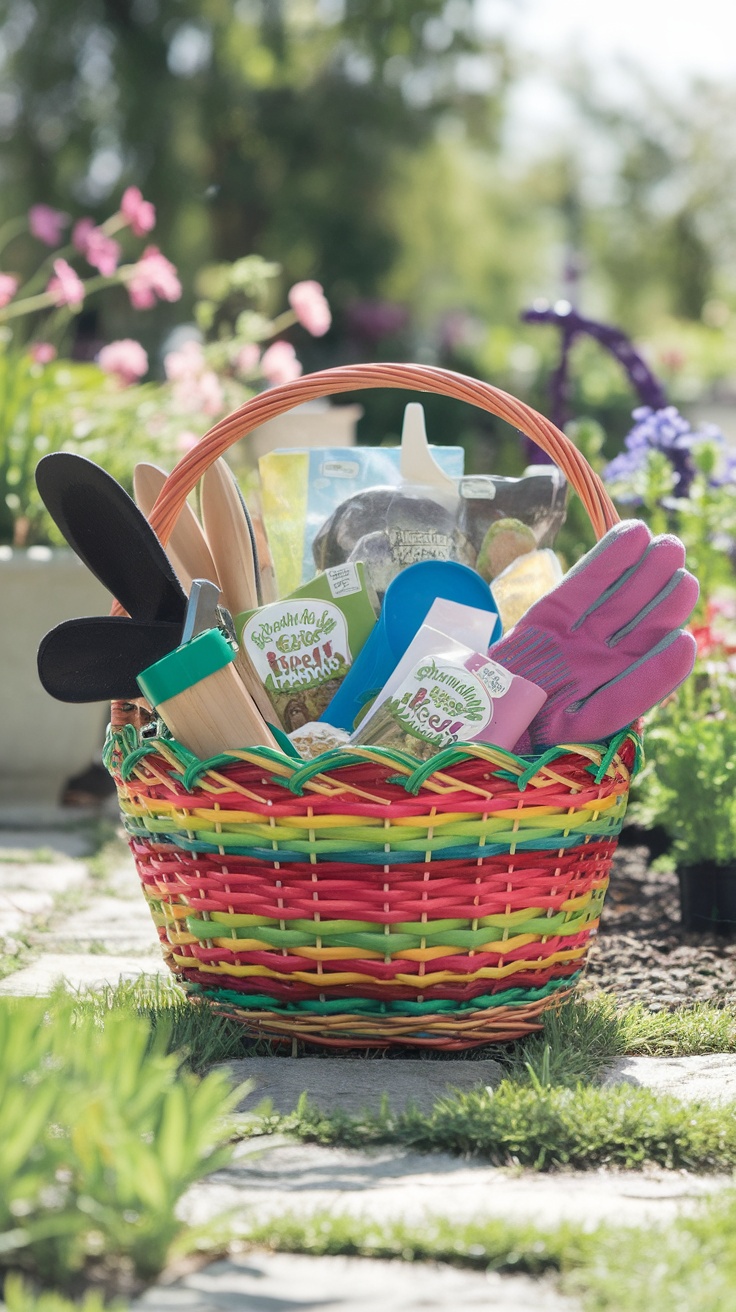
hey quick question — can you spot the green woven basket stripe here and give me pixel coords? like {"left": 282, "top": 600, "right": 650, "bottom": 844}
{"left": 122, "top": 802, "right": 625, "bottom": 849}
{"left": 184, "top": 901, "right": 603, "bottom": 948}
{"left": 185, "top": 974, "right": 577, "bottom": 1016}
{"left": 127, "top": 826, "right": 617, "bottom": 860}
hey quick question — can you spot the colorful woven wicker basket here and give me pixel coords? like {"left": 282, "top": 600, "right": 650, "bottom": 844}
{"left": 105, "top": 363, "right": 641, "bottom": 1049}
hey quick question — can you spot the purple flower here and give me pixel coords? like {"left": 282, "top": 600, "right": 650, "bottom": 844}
{"left": 603, "top": 405, "right": 731, "bottom": 501}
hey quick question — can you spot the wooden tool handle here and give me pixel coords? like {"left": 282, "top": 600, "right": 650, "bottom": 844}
{"left": 200, "top": 458, "right": 259, "bottom": 617}
{"left": 156, "top": 662, "right": 278, "bottom": 758}
{"left": 133, "top": 462, "right": 220, "bottom": 591}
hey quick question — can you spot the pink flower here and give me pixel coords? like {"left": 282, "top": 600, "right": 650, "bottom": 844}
{"left": 0, "top": 273, "right": 19, "bottom": 307}
{"left": 46, "top": 259, "right": 85, "bottom": 309}
{"left": 164, "top": 338, "right": 205, "bottom": 382}
{"left": 171, "top": 370, "right": 224, "bottom": 416}
{"left": 29, "top": 342, "right": 57, "bottom": 365}
{"left": 288, "top": 280, "right": 331, "bottom": 336}
{"left": 72, "top": 217, "right": 95, "bottom": 252}
{"left": 164, "top": 340, "right": 223, "bottom": 415}
{"left": 73, "top": 218, "right": 121, "bottom": 277}
{"left": 120, "top": 186, "right": 156, "bottom": 238}
{"left": 28, "top": 204, "right": 69, "bottom": 247}
{"left": 261, "top": 340, "right": 302, "bottom": 386}
{"left": 127, "top": 246, "right": 181, "bottom": 309}
{"left": 176, "top": 431, "right": 200, "bottom": 454}
{"left": 97, "top": 338, "right": 149, "bottom": 386}
{"left": 234, "top": 342, "right": 261, "bottom": 375}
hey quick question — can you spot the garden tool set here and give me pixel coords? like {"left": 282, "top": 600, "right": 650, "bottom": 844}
{"left": 36, "top": 400, "right": 698, "bottom": 764}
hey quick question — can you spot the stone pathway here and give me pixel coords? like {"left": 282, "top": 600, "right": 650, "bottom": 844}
{"left": 131, "top": 1251, "right": 573, "bottom": 1311}
{"left": 0, "top": 819, "right": 166, "bottom": 993}
{"left": 2, "top": 817, "right": 736, "bottom": 1310}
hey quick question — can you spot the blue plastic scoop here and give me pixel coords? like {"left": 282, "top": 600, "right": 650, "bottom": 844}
{"left": 321, "top": 559, "right": 501, "bottom": 731}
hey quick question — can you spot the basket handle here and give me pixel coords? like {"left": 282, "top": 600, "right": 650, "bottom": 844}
{"left": 145, "top": 362, "right": 619, "bottom": 546}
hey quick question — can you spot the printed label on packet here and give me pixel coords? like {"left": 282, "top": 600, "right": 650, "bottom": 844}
{"left": 351, "top": 625, "right": 547, "bottom": 761}
{"left": 386, "top": 526, "right": 454, "bottom": 568}
{"left": 242, "top": 601, "right": 351, "bottom": 697}
{"left": 236, "top": 561, "right": 378, "bottom": 735}
{"left": 325, "top": 563, "right": 362, "bottom": 599}
{"left": 320, "top": 459, "right": 361, "bottom": 479}
{"left": 382, "top": 657, "right": 493, "bottom": 752}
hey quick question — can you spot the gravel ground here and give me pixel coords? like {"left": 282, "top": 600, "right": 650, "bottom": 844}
{"left": 584, "top": 841, "right": 736, "bottom": 1009}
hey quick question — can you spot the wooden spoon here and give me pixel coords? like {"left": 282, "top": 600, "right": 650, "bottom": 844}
{"left": 200, "top": 459, "right": 278, "bottom": 724}
{"left": 133, "top": 462, "right": 220, "bottom": 592}
{"left": 200, "top": 458, "right": 259, "bottom": 617}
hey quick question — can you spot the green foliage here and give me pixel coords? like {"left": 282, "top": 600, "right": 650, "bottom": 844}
{"left": 0, "top": 353, "right": 186, "bottom": 546}
{"left": 631, "top": 667, "right": 736, "bottom": 866}
{"left": 0, "top": 992, "right": 241, "bottom": 1287}
{"left": 2, "top": 1274, "right": 124, "bottom": 1312}
{"left": 613, "top": 437, "right": 736, "bottom": 611}
{"left": 0, "top": 0, "right": 504, "bottom": 350}
{"left": 242, "top": 1190, "right": 736, "bottom": 1312}
{"left": 0, "top": 355, "right": 107, "bottom": 544}
{"left": 266, "top": 1074, "right": 736, "bottom": 1172}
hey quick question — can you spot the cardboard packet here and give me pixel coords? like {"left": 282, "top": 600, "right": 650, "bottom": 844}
{"left": 236, "top": 563, "right": 377, "bottom": 733}
{"left": 351, "top": 626, "right": 545, "bottom": 761}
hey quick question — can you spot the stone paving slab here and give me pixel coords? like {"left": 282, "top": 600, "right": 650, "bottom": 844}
{"left": 0, "top": 856, "right": 89, "bottom": 894}
{"left": 0, "top": 952, "right": 168, "bottom": 995}
{"left": 603, "top": 1054, "right": 736, "bottom": 1103}
{"left": 132, "top": 1251, "right": 578, "bottom": 1311}
{"left": 182, "top": 1140, "right": 732, "bottom": 1232}
{"left": 40, "top": 893, "right": 161, "bottom": 953}
{"left": 227, "top": 1057, "right": 504, "bottom": 1116}
{"left": 0, "top": 825, "right": 99, "bottom": 857}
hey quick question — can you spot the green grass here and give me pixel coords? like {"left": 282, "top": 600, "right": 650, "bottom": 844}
{"left": 240, "top": 1192, "right": 736, "bottom": 1312}
{"left": 80, "top": 980, "right": 736, "bottom": 1076}
{"left": 6, "top": 983, "right": 736, "bottom": 1307}
{"left": 2, "top": 1274, "right": 126, "bottom": 1312}
{"left": 263, "top": 1076, "right": 736, "bottom": 1172}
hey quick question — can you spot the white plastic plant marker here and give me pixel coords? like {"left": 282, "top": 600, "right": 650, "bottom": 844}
{"left": 399, "top": 402, "right": 458, "bottom": 494}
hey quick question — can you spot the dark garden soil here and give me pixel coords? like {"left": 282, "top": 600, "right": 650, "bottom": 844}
{"left": 583, "top": 839, "right": 736, "bottom": 1009}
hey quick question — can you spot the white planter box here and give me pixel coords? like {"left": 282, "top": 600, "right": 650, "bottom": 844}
{"left": 0, "top": 548, "right": 112, "bottom": 805}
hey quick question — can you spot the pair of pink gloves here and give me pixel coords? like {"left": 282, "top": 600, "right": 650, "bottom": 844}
{"left": 492, "top": 519, "right": 698, "bottom": 752}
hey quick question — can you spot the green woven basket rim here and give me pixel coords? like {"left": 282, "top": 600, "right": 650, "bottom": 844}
{"left": 104, "top": 723, "right": 643, "bottom": 795}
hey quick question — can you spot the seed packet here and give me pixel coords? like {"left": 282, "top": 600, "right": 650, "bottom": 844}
{"left": 236, "top": 562, "right": 377, "bottom": 733}
{"left": 313, "top": 479, "right": 476, "bottom": 605}
{"left": 259, "top": 444, "right": 465, "bottom": 595}
{"left": 457, "top": 466, "right": 568, "bottom": 559}
{"left": 351, "top": 625, "right": 546, "bottom": 760}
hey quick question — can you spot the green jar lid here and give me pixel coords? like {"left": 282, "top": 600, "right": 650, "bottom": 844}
{"left": 137, "top": 629, "right": 235, "bottom": 707}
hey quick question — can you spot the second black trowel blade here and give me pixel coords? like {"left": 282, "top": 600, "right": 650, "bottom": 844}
{"left": 38, "top": 616, "right": 183, "bottom": 702}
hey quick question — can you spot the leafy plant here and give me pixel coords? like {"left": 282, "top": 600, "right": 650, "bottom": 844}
{"left": 0, "top": 353, "right": 174, "bottom": 545}
{"left": 0, "top": 992, "right": 242, "bottom": 1288}
{"left": 631, "top": 664, "right": 736, "bottom": 866}
{"left": 2, "top": 1274, "right": 124, "bottom": 1312}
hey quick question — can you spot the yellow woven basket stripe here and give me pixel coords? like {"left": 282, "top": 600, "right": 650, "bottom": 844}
{"left": 169, "top": 944, "right": 588, "bottom": 984}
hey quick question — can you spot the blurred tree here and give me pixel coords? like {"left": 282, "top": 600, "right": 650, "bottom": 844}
{"left": 552, "top": 65, "right": 736, "bottom": 329}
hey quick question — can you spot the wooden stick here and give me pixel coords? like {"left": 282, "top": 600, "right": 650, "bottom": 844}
{"left": 200, "top": 458, "right": 259, "bottom": 616}
{"left": 134, "top": 463, "right": 220, "bottom": 592}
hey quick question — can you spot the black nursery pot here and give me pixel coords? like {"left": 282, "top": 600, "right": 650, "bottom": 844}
{"left": 678, "top": 861, "right": 736, "bottom": 936}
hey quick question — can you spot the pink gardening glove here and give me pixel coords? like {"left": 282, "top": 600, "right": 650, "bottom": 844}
{"left": 491, "top": 519, "right": 698, "bottom": 752}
